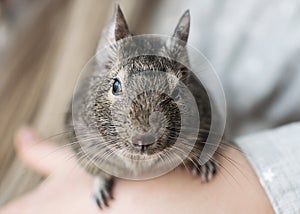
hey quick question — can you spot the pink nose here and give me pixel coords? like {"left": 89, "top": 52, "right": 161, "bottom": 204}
{"left": 131, "top": 134, "right": 155, "bottom": 147}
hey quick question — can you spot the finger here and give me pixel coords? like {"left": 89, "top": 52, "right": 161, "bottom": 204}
{"left": 14, "top": 127, "right": 75, "bottom": 176}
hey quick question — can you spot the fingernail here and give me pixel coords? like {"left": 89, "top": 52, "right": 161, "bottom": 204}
{"left": 17, "top": 127, "right": 38, "bottom": 146}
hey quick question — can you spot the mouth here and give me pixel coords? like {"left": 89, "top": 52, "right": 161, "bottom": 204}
{"left": 131, "top": 134, "right": 156, "bottom": 153}
{"left": 132, "top": 143, "right": 154, "bottom": 154}
{"left": 140, "top": 144, "right": 152, "bottom": 153}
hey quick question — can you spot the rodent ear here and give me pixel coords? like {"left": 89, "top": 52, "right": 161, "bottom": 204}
{"left": 98, "top": 4, "right": 130, "bottom": 49}
{"left": 172, "top": 10, "right": 190, "bottom": 43}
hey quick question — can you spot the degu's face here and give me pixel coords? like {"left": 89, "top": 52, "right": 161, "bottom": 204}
{"left": 106, "top": 57, "right": 186, "bottom": 159}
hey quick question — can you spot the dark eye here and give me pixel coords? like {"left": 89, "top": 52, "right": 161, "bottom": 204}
{"left": 112, "top": 78, "right": 122, "bottom": 95}
{"left": 180, "top": 67, "right": 188, "bottom": 77}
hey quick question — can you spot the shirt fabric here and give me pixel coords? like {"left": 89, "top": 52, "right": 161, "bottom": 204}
{"left": 236, "top": 123, "right": 300, "bottom": 214}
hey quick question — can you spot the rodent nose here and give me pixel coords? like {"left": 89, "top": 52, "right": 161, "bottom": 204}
{"left": 131, "top": 134, "right": 155, "bottom": 147}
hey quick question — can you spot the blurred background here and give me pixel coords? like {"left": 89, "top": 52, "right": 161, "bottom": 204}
{"left": 0, "top": 0, "right": 300, "bottom": 206}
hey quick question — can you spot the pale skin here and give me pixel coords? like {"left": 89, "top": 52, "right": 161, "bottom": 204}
{"left": 0, "top": 127, "right": 275, "bottom": 214}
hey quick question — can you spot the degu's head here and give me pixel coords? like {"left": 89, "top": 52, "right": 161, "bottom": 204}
{"left": 74, "top": 5, "right": 202, "bottom": 175}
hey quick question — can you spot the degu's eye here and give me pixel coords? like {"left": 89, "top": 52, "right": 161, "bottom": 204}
{"left": 112, "top": 78, "right": 122, "bottom": 95}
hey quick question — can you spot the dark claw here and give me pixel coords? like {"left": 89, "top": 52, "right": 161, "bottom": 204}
{"left": 191, "top": 159, "right": 218, "bottom": 182}
{"left": 101, "top": 190, "right": 108, "bottom": 207}
{"left": 211, "top": 160, "right": 217, "bottom": 175}
{"left": 92, "top": 177, "right": 114, "bottom": 209}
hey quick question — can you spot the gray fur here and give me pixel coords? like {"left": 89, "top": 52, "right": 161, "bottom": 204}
{"left": 65, "top": 5, "right": 218, "bottom": 209}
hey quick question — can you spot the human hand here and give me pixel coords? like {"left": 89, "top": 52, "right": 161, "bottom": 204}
{"left": 0, "top": 127, "right": 99, "bottom": 214}
{"left": 0, "top": 127, "right": 275, "bottom": 214}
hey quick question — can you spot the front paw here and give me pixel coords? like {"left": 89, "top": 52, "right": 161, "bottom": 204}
{"left": 191, "top": 159, "right": 217, "bottom": 182}
{"left": 92, "top": 176, "right": 114, "bottom": 209}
